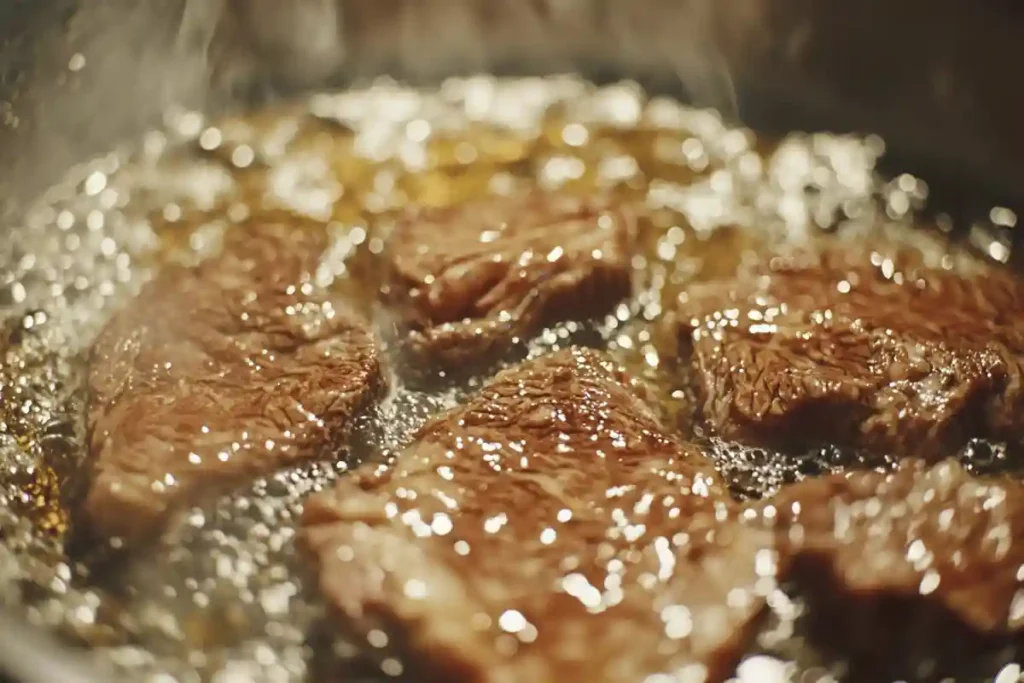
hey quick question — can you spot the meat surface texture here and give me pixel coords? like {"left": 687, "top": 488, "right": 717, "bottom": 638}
{"left": 675, "top": 241, "right": 1024, "bottom": 458}
{"left": 756, "top": 459, "right": 1024, "bottom": 674}
{"left": 383, "top": 192, "right": 637, "bottom": 367}
{"left": 86, "top": 223, "right": 383, "bottom": 542}
{"left": 302, "top": 347, "right": 777, "bottom": 683}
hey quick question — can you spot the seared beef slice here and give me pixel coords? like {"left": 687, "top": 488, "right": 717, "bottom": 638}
{"left": 758, "top": 460, "right": 1024, "bottom": 673}
{"left": 384, "top": 192, "right": 636, "bottom": 365}
{"left": 676, "top": 244, "right": 1024, "bottom": 457}
{"left": 302, "top": 347, "right": 777, "bottom": 683}
{"left": 86, "top": 224, "right": 383, "bottom": 541}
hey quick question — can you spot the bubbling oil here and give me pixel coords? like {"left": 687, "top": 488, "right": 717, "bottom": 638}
{"left": 0, "top": 75, "right": 1017, "bottom": 682}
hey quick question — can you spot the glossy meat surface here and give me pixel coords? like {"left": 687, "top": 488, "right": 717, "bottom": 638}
{"left": 302, "top": 347, "right": 775, "bottom": 683}
{"left": 676, "top": 242, "right": 1024, "bottom": 458}
{"left": 86, "top": 223, "right": 384, "bottom": 542}
{"left": 384, "top": 192, "right": 636, "bottom": 366}
{"left": 762, "top": 459, "right": 1024, "bottom": 634}
{"left": 755, "top": 459, "right": 1024, "bottom": 676}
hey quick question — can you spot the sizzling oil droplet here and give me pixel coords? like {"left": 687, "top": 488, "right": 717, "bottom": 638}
{"left": 0, "top": 73, "right": 1009, "bottom": 683}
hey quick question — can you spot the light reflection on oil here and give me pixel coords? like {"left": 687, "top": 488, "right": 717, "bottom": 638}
{"left": 0, "top": 74, "right": 1017, "bottom": 683}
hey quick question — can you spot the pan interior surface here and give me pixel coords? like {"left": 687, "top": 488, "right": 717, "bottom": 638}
{"left": 0, "top": 74, "right": 1019, "bottom": 683}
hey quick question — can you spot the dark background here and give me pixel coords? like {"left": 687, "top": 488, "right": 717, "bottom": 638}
{"left": 0, "top": 0, "right": 1023, "bottom": 224}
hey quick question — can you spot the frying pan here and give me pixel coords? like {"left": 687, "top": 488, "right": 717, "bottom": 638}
{"left": 0, "top": 1, "right": 1021, "bottom": 681}
{"left": 1, "top": 0, "right": 1022, "bottom": 228}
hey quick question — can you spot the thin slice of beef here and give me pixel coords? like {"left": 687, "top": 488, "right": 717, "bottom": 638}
{"left": 301, "top": 347, "right": 777, "bottom": 683}
{"left": 383, "top": 192, "right": 636, "bottom": 367}
{"left": 755, "top": 459, "right": 1024, "bottom": 677}
{"left": 85, "top": 223, "right": 384, "bottom": 542}
{"left": 675, "top": 241, "right": 1024, "bottom": 458}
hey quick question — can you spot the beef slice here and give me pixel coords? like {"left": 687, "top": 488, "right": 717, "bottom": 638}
{"left": 383, "top": 192, "right": 637, "bottom": 367}
{"left": 675, "top": 241, "right": 1024, "bottom": 458}
{"left": 754, "top": 459, "right": 1024, "bottom": 676}
{"left": 86, "top": 222, "right": 384, "bottom": 542}
{"left": 302, "top": 347, "right": 778, "bottom": 683}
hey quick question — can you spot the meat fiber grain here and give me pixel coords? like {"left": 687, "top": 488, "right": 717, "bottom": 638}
{"left": 302, "top": 347, "right": 777, "bottom": 683}
{"left": 85, "top": 222, "right": 383, "bottom": 542}
{"left": 383, "top": 192, "right": 636, "bottom": 368}
{"left": 754, "top": 459, "right": 1024, "bottom": 677}
{"left": 676, "top": 241, "right": 1024, "bottom": 458}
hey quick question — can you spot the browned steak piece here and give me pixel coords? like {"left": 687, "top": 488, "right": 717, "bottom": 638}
{"left": 675, "top": 242, "right": 1024, "bottom": 458}
{"left": 383, "top": 192, "right": 636, "bottom": 366}
{"left": 86, "top": 223, "right": 383, "bottom": 542}
{"left": 756, "top": 460, "right": 1024, "bottom": 675}
{"left": 301, "top": 347, "right": 777, "bottom": 683}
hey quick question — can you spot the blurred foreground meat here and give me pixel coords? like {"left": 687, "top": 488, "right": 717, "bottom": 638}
{"left": 383, "top": 192, "right": 636, "bottom": 368}
{"left": 676, "top": 240, "right": 1024, "bottom": 458}
{"left": 758, "top": 459, "right": 1024, "bottom": 676}
{"left": 302, "top": 347, "right": 777, "bottom": 683}
{"left": 85, "top": 223, "right": 383, "bottom": 542}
